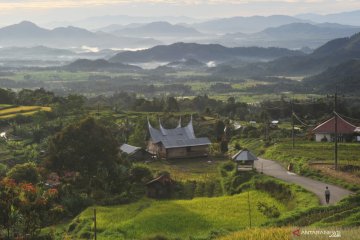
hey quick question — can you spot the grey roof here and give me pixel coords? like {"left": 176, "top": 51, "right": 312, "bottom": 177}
{"left": 232, "top": 149, "right": 258, "bottom": 162}
{"left": 120, "top": 144, "right": 140, "bottom": 154}
{"left": 148, "top": 117, "right": 211, "bottom": 149}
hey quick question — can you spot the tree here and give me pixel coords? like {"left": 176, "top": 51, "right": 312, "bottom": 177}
{"left": 214, "top": 120, "right": 225, "bottom": 142}
{"left": 165, "top": 96, "right": 179, "bottom": 112}
{"left": 128, "top": 118, "right": 146, "bottom": 148}
{"left": 7, "top": 163, "right": 40, "bottom": 184}
{"left": 47, "top": 117, "right": 119, "bottom": 177}
{"left": 0, "top": 179, "right": 60, "bottom": 239}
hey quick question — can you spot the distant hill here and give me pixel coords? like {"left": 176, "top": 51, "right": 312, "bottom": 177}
{"left": 64, "top": 59, "right": 142, "bottom": 72}
{"left": 192, "top": 15, "right": 309, "bottom": 34}
{"left": 262, "top": 32, "right": 360, "bottom": 75}
{"left": 304, "top": 59, "right": 360, "bottom": 93}
{"left": 218, "top": 23, "right": 360, "bottom": 49}
{"left": 297, "top": 10, "right": 360, "bottom": 26}
{"left": 48, "top": 15, "right": 198, "bottom": 29}
{"left": 109, "top": 42, "right": 304, "bottom": 63}
{"left": 0, "top": 21, "right": 161, "bottom": 49}
{"left": 112, "top": 21, "right": 203, "bottom": 38}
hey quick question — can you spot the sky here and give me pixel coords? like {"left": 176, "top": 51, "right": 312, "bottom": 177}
{"left": 0, "top": 0, "right": 360, "bottom": 26}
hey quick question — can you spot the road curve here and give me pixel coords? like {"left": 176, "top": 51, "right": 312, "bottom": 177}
{"left": 254, "top": 158, "right": 353, "bottom": 205}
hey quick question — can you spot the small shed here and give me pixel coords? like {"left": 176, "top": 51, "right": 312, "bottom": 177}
{"left": 232, "top": 149, "right": 258, "bottom": 170}
{"left": 120, "top": 143, "right": 152, "bottom": 161}
{"left": 146, "top": 174, "right": 173, "bottom": 199}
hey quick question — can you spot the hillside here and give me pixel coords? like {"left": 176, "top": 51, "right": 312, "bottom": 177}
{"left": 56, "top": 191, "right": 289, "bottom": 239}
{"left": 0, "top": 21, "right": 161, "bottom": 49}
{"left": 261, "top": 32, "right": 360, "bottom": 75}
{"left": 220, "top": 23, "right": 360, "bottom": 49}
{"left": 64, "top": 59, "right": 142, "bottom": 72}
{"left": 304, "top": 59, "right": 360, "bottom": 93}
{"left": 109, "top": 42, "right": 304, "bottom": 63}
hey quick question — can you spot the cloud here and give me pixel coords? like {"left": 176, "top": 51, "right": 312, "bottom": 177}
{"left": 0, "top": 0, "right": 344, "bottom": 10}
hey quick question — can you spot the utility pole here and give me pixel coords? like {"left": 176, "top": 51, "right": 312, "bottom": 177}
{"left": 247, "top": 191, "right": 252, "bottom": 228}
{"left": 334, "top": 89, "right": 338, "bottom": 171}
{"left": 94, "top": 208, "right": 97, "bottom": 240}
{"left": 291, "top": 99, "right": 295, "bottom": 149}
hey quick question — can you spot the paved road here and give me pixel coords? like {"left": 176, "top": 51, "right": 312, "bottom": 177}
{"left": 254, "top": 158, "right": 353, "bottom": 205}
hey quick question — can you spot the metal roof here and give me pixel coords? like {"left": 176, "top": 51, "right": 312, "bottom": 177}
{"left": 120, "top": 144, "right": 140, "bottom": 154}
{"left": 232, "top": 149, "right": 258, "bottom": 162}
{"left": 148, "top": 117, "right": 211, "bottom": 149}
{"left": 312, "top": 116, "right": 357, "bottom": 134}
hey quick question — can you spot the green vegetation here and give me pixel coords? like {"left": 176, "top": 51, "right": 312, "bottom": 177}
{"left": 218, "top": 227, "right": 360, "bottom": 240}
{"left": 62, "top": 191, "right": 287, "bottom": 240}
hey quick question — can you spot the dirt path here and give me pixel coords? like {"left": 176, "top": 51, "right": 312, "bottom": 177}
{"left": 254, "top": 158, "right": 354, "bottom": 205}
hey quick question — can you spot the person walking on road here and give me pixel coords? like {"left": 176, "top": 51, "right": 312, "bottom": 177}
{"left": 325, "top": 186, "right": 331, "bottom": 204}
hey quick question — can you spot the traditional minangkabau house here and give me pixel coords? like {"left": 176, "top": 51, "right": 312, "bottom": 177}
{"left": 312, "top": 116, "right": 358, "bottom": 142}
{"left": 147, "top": 116, "right": 211, "bottom": 159}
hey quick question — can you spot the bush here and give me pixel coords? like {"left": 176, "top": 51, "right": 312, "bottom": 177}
{"left": 254, "top": 178, "right": 293, "bottom": 203}
{"left": 60, "top": 193, "right": 94, "bottom": 217}
{"left": 257, "top": 201, "right": 280, "bottom": 218}
{"left": 7, "top": 162, "right": 40, "bottom": 184}
{"left": 0, "top": 163, "right": 7, "bottom": 178}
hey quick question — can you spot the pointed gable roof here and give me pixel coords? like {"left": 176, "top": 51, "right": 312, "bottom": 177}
{"left": 148, "top": 116, "right": 211, "bottom": 149}
{"left": 312, "top": 116, "right": 357, "bottom": 134}
{"left": 232, "top": 149, "right": 258, "bottom": 162}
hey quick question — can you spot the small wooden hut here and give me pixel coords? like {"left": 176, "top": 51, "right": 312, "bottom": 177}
{"left": 146, "top": 174, "right": 173, "bottom": 199}
{"left": 232, "top": 149, "right": 258, "bottom": 171}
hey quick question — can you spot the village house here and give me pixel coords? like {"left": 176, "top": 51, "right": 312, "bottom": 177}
{"left": 119, "top": 143, "right": 152, "bottom": 161}
{"left": 147, "top": 116, "right": 211, "bottom": 159}
{"left": 312, "top": 116, "right": 358, "bottom": 142}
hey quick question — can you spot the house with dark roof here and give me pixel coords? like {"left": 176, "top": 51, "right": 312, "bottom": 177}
{"left": 119, "top": 143, "right": 152, "bottom": 161}
{"left": 312, "top": 116, "right": 357, "bottom": 142}
{"left": 147, "top": 116, "right": 211, "bottom": 159}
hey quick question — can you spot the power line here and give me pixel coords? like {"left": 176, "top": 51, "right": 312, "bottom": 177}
{"left": 335, "top": 111, "right": 360, "bottom": 122}
{"left": 293, "top": 112, "right": 315, "bottom": 127}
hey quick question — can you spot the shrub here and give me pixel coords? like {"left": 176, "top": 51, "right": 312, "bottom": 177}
{"left": 257, "top": 201, "right": 280, "bottom": 218}
{"left": 254, "top": 179, "right": 293, "bottom": 203}
{"left": 0, "top": 163, "right": 7, "bottom": 177}
{"left": 7, "top": 162, "right": 40, "bottom": 184}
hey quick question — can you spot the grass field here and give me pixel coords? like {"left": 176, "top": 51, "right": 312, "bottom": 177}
{"left": 143, "top": 157, "right": 226, "bottom": 181}
{"left": 60, "top": 191, "right": 288, "bottom": 240}
{"left": 0, "top": 106, "right": 51, "bottom": 119}
{"left": 263, "top": 140, "right": 360, "bottom": 165}
{"left": 217, "top": 227, "right": 360, "bottom": 240}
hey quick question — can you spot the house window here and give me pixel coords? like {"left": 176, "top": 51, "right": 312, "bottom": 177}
{"left": 186, "top": 147, "right": 191, "bottom": 152}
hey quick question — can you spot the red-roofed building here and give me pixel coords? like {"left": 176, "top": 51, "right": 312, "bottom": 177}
{"left": 312, "top": 116, "right": 357, "bottom": 142}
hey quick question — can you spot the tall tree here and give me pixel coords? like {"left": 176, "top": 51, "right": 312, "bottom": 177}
{"left": 46, "top": 117, "right": 119, "bottom": 178}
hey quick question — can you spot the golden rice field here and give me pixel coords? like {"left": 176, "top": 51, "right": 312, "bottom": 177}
{"left": 217, "top": 227, "right": 360, "bottom": 240}
{"left": 60, "top": 191, "right": 287, "bottom": 240}
{"left": 0, "top": 106, "right": 51, "bottom": 119}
